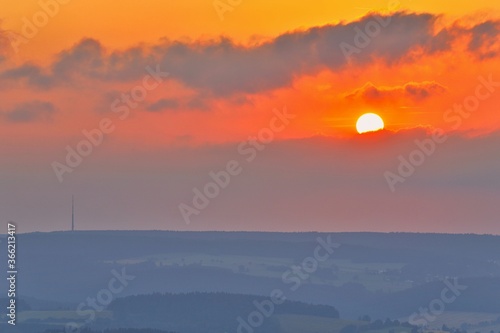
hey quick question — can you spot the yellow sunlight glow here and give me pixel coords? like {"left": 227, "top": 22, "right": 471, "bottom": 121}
{"left": 356, "top": 113, "right": 385, "bottom": 134}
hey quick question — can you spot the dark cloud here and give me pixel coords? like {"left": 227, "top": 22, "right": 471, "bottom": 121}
{"left": 186, "top": 95, "right": 209, "bottom": 110}
{"left": 146, "top": 98, "right": 180, "bottom": 112}
{"left": 3, "top": 101, "right": 56, "bottom": 123}
{"left": 468, "top": 21, "right": 500, "bottom": 59}
{"left": 157, "top": 13, "right": 446, "bottom": 96}
{"left": 0, "top": 13, "right": 497, "bottom": 96}
{"left": 0, "top": 39, "right": 151, "bottom": 89}
{"left": 52, "top": 38, "right": 105, "bottom": 79}
{"left": 346, "top": 81, "right": 447, "bottom": 102}
{"left": 0, "top": 64, "right": 54, "bottom": 88}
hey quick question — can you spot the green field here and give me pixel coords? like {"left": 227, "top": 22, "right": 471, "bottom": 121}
{"left": 424, "top": 312, "right": 500, "bottom": 333}
{"left": 17, "top": 310, "right": 112, "bottom": 322}
{"left": 105, "top": 253, "right": 412, "bottom": 292}
{"left": 276, "top": 314, "right": 365, "bottom": 333}
{"left": 276, "top": 314, "right": 416, "bottom": 333}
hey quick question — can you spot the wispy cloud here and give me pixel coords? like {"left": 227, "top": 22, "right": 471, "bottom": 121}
{"left": 0, "top": 13, "right": 497, "bottom": 98}
{"left": 346, "top": 81, "right": 448, "bottom": 103}
{"left": 3, "top": 100, "right": 56, "bottom": 123}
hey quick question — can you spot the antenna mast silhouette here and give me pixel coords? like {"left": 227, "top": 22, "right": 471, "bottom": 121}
{"left": 71, "top": 195, "right": 75, "bottom": 232}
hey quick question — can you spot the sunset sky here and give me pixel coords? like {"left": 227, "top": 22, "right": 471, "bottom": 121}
{"left": 1, "top": 0, "right": 499, "bottom": 233}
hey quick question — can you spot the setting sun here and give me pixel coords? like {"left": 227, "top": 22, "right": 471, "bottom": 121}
{"left": 356, "top": 113, "right": 385, "bottom": 134}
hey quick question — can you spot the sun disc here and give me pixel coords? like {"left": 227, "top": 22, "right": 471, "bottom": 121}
{"left": 356, "top": 113, "right": 384, "bottom": 134}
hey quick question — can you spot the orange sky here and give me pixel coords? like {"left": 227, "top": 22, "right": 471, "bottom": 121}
{"left": 1, "top": 0, "right": 498, "bottom": 142}
{"left": 3, "top": 0, "right": 499, "bottom": 62}
{"left": 1, "top": 1, "right": 499, "bottom": 233}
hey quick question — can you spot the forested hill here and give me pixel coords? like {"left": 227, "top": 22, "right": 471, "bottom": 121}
{"left": 108, "top": 292, "right": 340, "bottom": 333}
